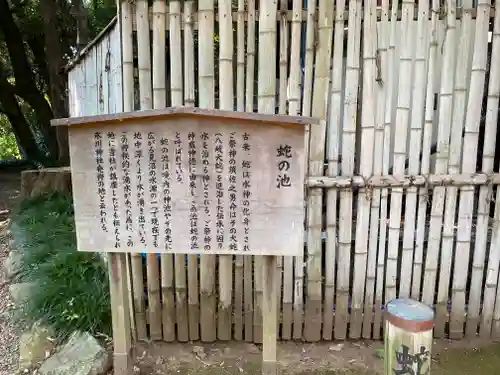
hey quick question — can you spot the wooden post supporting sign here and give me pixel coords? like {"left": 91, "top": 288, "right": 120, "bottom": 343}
{"left": 51, "top": 107, "right": 317, "bottom": 375}
{"left": 384, "top": 298, "right": 435, "bottom": 375}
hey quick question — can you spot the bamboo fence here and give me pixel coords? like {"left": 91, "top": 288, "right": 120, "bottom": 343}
{"left": 114, "top": 0, "right": 500, "bottom": 342}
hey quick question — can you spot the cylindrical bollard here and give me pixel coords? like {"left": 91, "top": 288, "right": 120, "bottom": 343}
{"left": 384, "top": 298, "right": 435, "bottom": 375}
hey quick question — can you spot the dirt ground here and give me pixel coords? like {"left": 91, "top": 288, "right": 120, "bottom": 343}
{"left": 131, "top": 339, "right": 500, "bottom": 375}
{"left": 1, "top": 170, "right": 500, "bottom": 375}
{"left": 0, "top": 171, "right": 21, "bottom": 375}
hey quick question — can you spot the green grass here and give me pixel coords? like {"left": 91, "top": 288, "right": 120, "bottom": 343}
{"left": 10, "top": 192, "right": 111, "bottom": 343}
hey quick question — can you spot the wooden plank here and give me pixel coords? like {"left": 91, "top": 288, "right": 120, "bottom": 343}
{"left": 335, "top": 0, "right": 362, "bottom": 341}
{"left": 452, "top": 0, "right": 490, "bottom": 340}
{"left": 263, "top": 256, "right": 278, "bottom": 375}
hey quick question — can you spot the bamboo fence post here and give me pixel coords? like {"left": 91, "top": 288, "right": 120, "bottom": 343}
{"left": 384, "top": 299, "right": 434, "bottom": 375}
{"left": 374, "top": 0, "right": 396, "bottom": 340}
{"left": 169, "top": 0, "right": 189, "bottom": 343}
{"left": 258, "top": 0, "right": 278, "bottom": 369}
{"left": 452, "top": 0, "right": 490, "bottom": 339}
{"left": 275, "top": 0, "right": 289, "bottom": 337}
{"left": 305, "top": 0, "right": 332, "bottom": 342}
{"left": 401, "top": 0, "right": 429, "bottom": 305}
{"left": 183, "top": 0, "right": 200, "bottom": 342}
{"left": 335, "top": 0, "right": 362, "bottom": 340}
{"left": 323, "top": 0, "right": 345, "bottom": 341}
{"left": 217, "top": 0, "right": 234, "bottom": 342}
{"left": 436, "top": 0, "right": 474, "bottom": 338}
{"left": 233, "top": 0, "right": 246, "bottom": 342}
{"left": 283, "top": 0, "right": 302, "bottom": 341}
{"left": 351, "top": 0, "right": 377, "bottom": 339}
{"left": 479, "top": 0, "right": 500, "bottom": 338}
{"left": 465, "top": 0, "right": 493, "bottom": 339}
{"left": 133, "top": 0, "right": 151, "bottom": 341}
{"left": 412, "top": 0, "right": 439, "bottom": 303}
{"left": 244, "top": 0, "right": 256, "bottom": 343}
{"left": 491, "top": 192, "right": 500, "bottom": 338}
{"left": 198, "top": 0, "right": 217, "bottom": 343}
{"left": 158, "top": 0, "right": 175, "bottom": 341}
{"left": 363, "top": 0, "right": 386, "bottom": 340}
{"left": 422, "top": 0, "right": 457, "bottom": 312}
{"left": 118, "top": 0, "right": 137, "bottom": 343}
{"left": 386, "top": 0, "right": 414, "bottom": 304}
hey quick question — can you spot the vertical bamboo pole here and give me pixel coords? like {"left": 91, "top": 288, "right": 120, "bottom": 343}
{"left": 119, "top": 0, "right": 137, "bottom": 343}
{"left": 169, "top": 0, "right": 189, "bottom": 342}
{"left": 351, "top": 0, "right": 377, "bottom": 339}
{"left": 150, "top": 0, "right": 168, "bottom": 342}
{"left": 293, "top": 0, "right": 316, "bottom": 341}
{"left": 401, "top": 0, "right": 429, "bottom": 303}
{"left": 282, "top": 0, "right": 302, "bottom": 341}
{"left": 198, "top": 0, "right": 217, "bottom": 343}
{"left": 304, "top": 0, "right": 333, "bottom": 342}
{"left": 233, "top": 0, "right": 246, "bottom": 342}
{"left": 217, "top": 0, "right": 234, "bottom": 342}
{"left": 258, "top": 0, "right": 278, "bottom": 370}
{"left": 479, "top": 1, "right": 500, "bottom": 338}
{"left": 412, "top": 0, "right": 439, "bottom": 303}
{"left": 466, "top": 0, "right": 493, "bottom": 338}
{"left": 363, "top": 0, "right": 387, "bottom": 340}
{"left": 491, "top": 195, "right": 500, "bottom": 338}
{"left": 422, "top": 0, "right": 457, "bottom": 314}
{"left": 373, "top": 0, "right": 396, "bottom": 340}
{"left": 244, "top": 0, "right": 256, "bottom": 343}
{"left": 183, "top": 0, "right": 199, "bottom": 341}
{"left": 323, "top": 0, "right": 345, "bottom": 341}
{"left": 451, "top": 0, "right": 490, "bottom": 339}
{"left": 386, "top": 0, "right": 414, "bottom": 304}
{"left": 134, "top": 0, "right": 151, "bottom": 341}
{"left": 435, "top": 0, "right": 474, "bottom": 338}
{"left": 335, "top": 0, "right": 362, "bottom": 340}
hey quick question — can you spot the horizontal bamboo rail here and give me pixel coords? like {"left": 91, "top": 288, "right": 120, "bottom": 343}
{"left": 133, "top": 7, "right": 497, "bottom": 31}
{"left": 307, "top": 173, "right": 500, "bottom": 188}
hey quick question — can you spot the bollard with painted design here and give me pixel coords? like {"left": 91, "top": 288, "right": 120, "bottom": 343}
{"left": 384, "top": 298, "right": 435, "bottom": 375}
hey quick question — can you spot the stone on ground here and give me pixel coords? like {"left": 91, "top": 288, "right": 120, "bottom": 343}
{"left": 39, "top": 331, "right": 110, "bottom": 375}
{"left": 9, "top": 282, "right": 34, "bottom": 305}
{"left": 19, "top": 323, "right": 55, "bottom": 370}
{"left": 3, "top": 249, "right": 22, "bottom": 279}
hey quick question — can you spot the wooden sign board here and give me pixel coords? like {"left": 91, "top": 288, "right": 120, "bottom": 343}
{"left": 52, "top": 107, "right": 315, "bottom": 256}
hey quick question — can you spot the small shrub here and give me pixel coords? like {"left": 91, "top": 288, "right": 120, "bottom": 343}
{"left": 0, "top": 115, "right": 20, "bottom": 160}
{"left": 11, "top": 192, "right": 112, "bottom": 343}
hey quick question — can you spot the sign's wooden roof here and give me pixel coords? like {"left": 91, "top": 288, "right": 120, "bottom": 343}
{"left": 51, "top": 107, "right": 320, "bottom": 128}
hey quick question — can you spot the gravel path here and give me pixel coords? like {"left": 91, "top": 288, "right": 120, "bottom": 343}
{"left": 0, "top": 172, "right": 21, "bottom": 375}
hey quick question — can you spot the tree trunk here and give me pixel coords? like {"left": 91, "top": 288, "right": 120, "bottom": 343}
{"left": 40, "top": 0, "right": 70, "bottom": 166}
{"left": 0, "top": 63, "right": 45, "bottom": 163}
{"left": 0, "top": 0, "right": 59, "bottom": 161}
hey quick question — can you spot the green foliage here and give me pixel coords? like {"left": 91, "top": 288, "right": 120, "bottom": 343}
{"left": 11, "top": 192, "right": 111, "bottom": 343}
{"left": 0, "top": 114, "right": 20, "bottom": 160}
